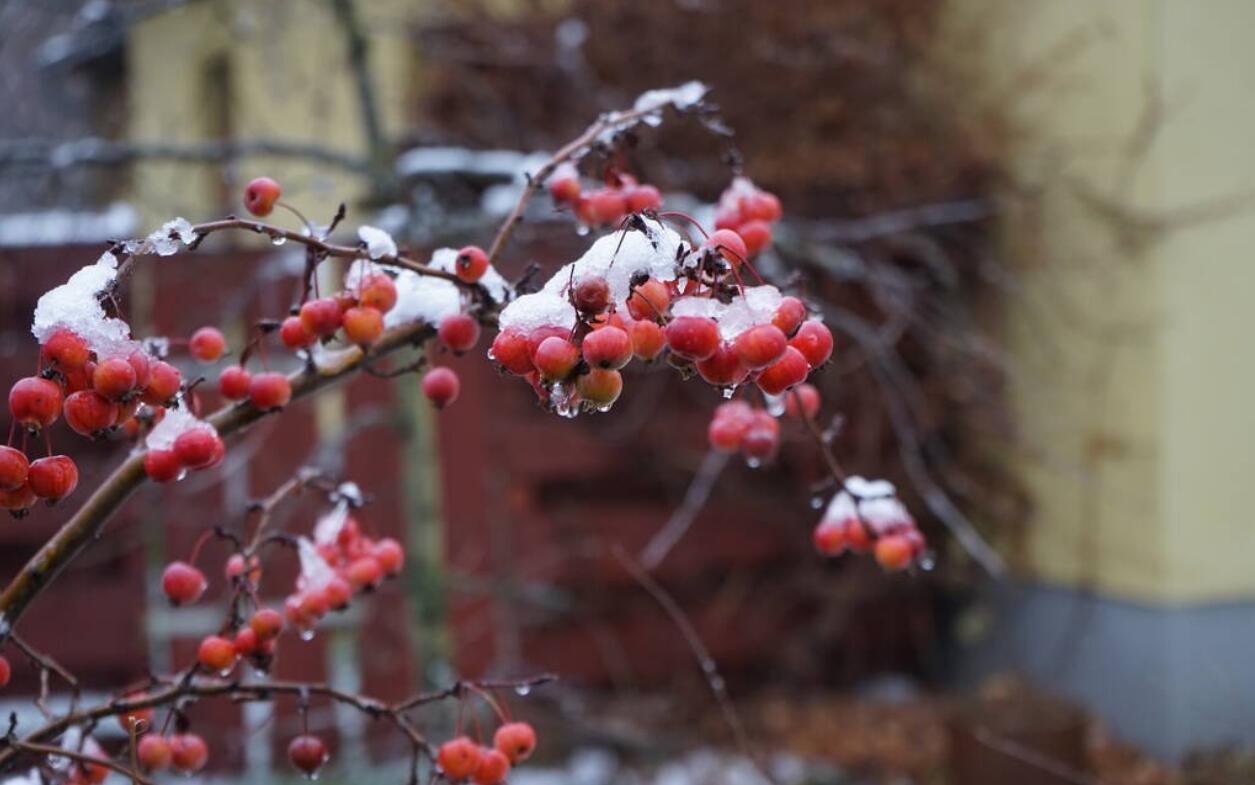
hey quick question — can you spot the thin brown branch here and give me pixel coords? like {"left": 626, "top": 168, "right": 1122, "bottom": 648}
{"left": 639, "top": 449, "right": 730, "bottom": 570}
{"left": 391, "top": 674, "right": 558, "bottom": 713}
{"left": 11, "top": 740, "right": 154, "bottom": 785}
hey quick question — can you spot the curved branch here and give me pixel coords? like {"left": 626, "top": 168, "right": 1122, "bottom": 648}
{"left": 0, "top": 137, "right": 368, "bottom": 173}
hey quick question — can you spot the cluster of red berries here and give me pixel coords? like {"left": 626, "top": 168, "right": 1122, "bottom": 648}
{"left": 284, "top": 516, "right": 405, "bottom": 634}
{"left": 713, "top": 177, "right": 783, "bottom": 257}
{"left": 548, "top": 166, "right": 664, "bottom": 227}
{"left": 437, "top": 721, "right": 536, "bottom": 784}
{"left": 812, "top": 481, "right": 927, "bottom": 571}
{"left": 706, "top": 384, "right": 821, "bottom": 464}
{"left": 135, "top": 731, "right": 210, "bottom": 776}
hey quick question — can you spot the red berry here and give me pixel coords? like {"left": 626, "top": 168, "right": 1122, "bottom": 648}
{"left": 168, "top": 733, "right": 209, "bottom": 773}
{"left": 300, "top": 297, "right": 343, "bottom": 337}
{"left": 289, "top": 734, "right": 329, "bottom": 776}
{"left": 741, "top": 412, "right": 780, "bottom": 463}
{"left": 62, "top": 362, "right": 95, "bottom": 395}
{"left": 137, "top": 735, "right": 172, "bottom": 771}
{"left": 0, "top": 482, "right": 36, "bottom": 516}
{"left": 813, "top": 523, "right": 847, "bottom": 556}
{"left": 789, "top": 321, "right": 834, "bottom": 368}
{"left": 63, "top": 391, "right": 117, "bottom": 436}
{"left": 706, "top": 228, "right": 748, "bottom": 268}
{"left": 473, "top": 748, "right": 511, "bottom": 785}
{"left": 584, "top": 189, "right": 627, "bottom": 225}
{"left": 161, "top": 561, "right": 207, "bottom": 605}
{"left": 581, "top": 326, "right": 632, "bottom": 370}
{"left": 40, "top": 329, "right": 90, "bottom": 370}
{"left": 707, "top": 410, "right": 751, "bottom": 452}
{"left": 438, "top": 736, "right": 481, "bottom": 781}
{"left": 526, "top": 326, "right": 568, "bottom": 359}
{"left": 243, "top": 177, "right": 282, "bottom": 217}
{"left": 740, "top": 191, "right": 782, "bottom": 222}
{"left": 548, "top": 174, "right": 581, "bottom": 204}
{"left": 92, "top": 356, "right": 137, "bottom": 400}
{"left": 628, "top": 319, "right": 666, "bottom": 360}
{"left": 785, "top": 384, "right": 821, "bottom": 419}
{"left": 189, "top": 327, "right": 226, "bottom": 363}
{"left": 0, "top": 655, "right": 9, "bottom": 688}
{"left": 575, "top": 368, "right": 623, "bottom": 408}
{"left": 696, "top": 342, "right": 749, "bottom": 387}
{"left": 297, "top": 588, "right": 330, "bottom": 620}
{"left": 438, "top": 314, "right": 481, "bottom": 354}
{"left": 127, "top": 351, "right": 152, "bottom": 390}
{"left": 533, "top": 336, "right": 580, "bottom": 382}
{"left": 755, "top": 346, "right": 810, "bottom": 395}
{"left": 342, "top": 306, "right": 385, "bottom": 346}
{"left": 625, "top": 184, "right": 663, "bottom": 213}
{"left": 875, "top": 534, "right": 914, "bottom": 571}
{"left": 358, "top": 272, "right": 398, "bottom": 313}
{"left": 346, "top": 556, "right": 383, "bottom": 590}
{"left": 455, "top": 246, "right": 489, "bottom": 283}
{"left": 421, "top": 367, "right": 460, "bottom": 409}
{"left": 0, "top": 446, "right": 29, "bottom": 491}
{"left": 664, "top": 316, "right": 721, "bottom": 361}
{"left": 733, "top": 324, "right": 788, "bottom": 371}
{"left": 772, "top": 297, "right": 807, "bottom": 336}
{"left": 10, "top": 376, "right": 63, "bottom": 429}
{"left": 173, "top": 428, "right": 221, "bottom": 469}
{"left": 572, "top": 275, "right": 611, "bottom": 315}
{"left": 218, "top": 366, "right": 252, "bottom": 400}
{"left": 374, "top": 538, "right": 404, "bottom": 576}
{"left": 626, "top": 278, "right": 671, "bottom": 321}
{"left": 493, "top": 722, "right": 537, "bottom": 764}
{"left": 144, "top": 449, "right": 183, "bottom": 483}
{"left": 141, "top": 361, "right": 182, "bottom": 406}
{"left": 844, "top": 517, "right": 874, "bottom": 553}
{"left": 28, "top": 455, "right": 78, "bottom": 501}
{"left": 197, "top": 635, "right": 237, "bottom": 672}
{"left": 249, "top": 372, "right": 292, "bottom": 410}
{"left": 737, "top": 220, "right": 772, "bottom": 256}
{"left": 280, "top": 315, "right": 315, "bottom": 349}
{"left": 250, "top": 608, "right": 284, "bottom": 640}
{"left": 233, "top": 627, "right": 259, "bottom": 656}
{"left": 226, "top": 553, "right": 262, "bottom": 584}
{"left": 490, "top": 330, "right": 534, "bottom": 375}
{"left": 714, "top": 209, "right": 742, "bottom": 231}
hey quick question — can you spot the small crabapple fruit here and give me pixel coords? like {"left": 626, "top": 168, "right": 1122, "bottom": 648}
{"left": 625, "top": 184, "right": 663, "bottom": 213}
{"left": 10, "top": 376, "right": 63, "bottom": 429}
{"left": 127, "top": 350, "right": 152, "bottom": 390}
{"left": 734, "top": 324, "right": 788, "bottom": 371}
{"left": 575, "top": 368, "right": 623, "bottom": 407}
{"left": 63, "top": 391, "right": 117, "bottom": 436}
{"left": 0, "top": 655, "right": 9, "bottom": 688}
{"left": 137, "top": 735, "right": 172, "bottom": 771}
{"left": 439, "top": 314, "right": 481, "bottom": 354}
{"left": 875, "top": 535, "right": 914, "bottom": 571}
{"left": 0, "top": 482, "right": 36, "bottom": 516}
{"left": 168, "top": 733, "right": 209, "bottom": 773}
{"left": 421, "top": 367, "right": 460, "bottom": 409}
{"left": 250, "top": 608, "right": 284, "bottom": 640}
{"left": 737, "top": 220, "right": 773, "bottom": 255}
{"left": 473, "top": 748, "right": 511, "bottom": 785}
{"left": 233, "top": 627, "right": 259, "bottom": 656}
{"left": 300, "top": 297, "right": 343, "bottom": 337}
{"left": 357, "top": 272, "right": 398, "bottom": 313}
{"left": 346, "top": 556, "right": 383, "bottom": 590}
{"left": 173, "top": 428, "right": 222, "bottom": 469}
{"left": 755, "top": 346, "right": 810, "bottom": 395}
{"left": 490, "top": 330, "right": 534, "bottom": 375}
{"left": 714, "top": 209, "right": 741, "bottom": 231}
{"left": 438, "top": 736, "right": 481, "bottom": 781}
{"left": 40, "top": 329, "right": 91, "bottom": 370}
{"left": 455, "top": 245, "right": 490, "bottom": 283}
{"left": 772, "top": 296, "right": 807, "bottom": 337}
{"left": 218, "top": 366, "right": 251, "bottom": 400}
{"left": 0, "top": 446, "right": 29, "bottom": 491}
{"left": 280, "top": 315, "right": 316, "bottom": 349}
{"left": 144, "top": 449, "right": 183, "bottom": 483}
{"left": 92, "top": 356, "right": 137, "bottom": 400}
{"left": 226, "top": 553, "right": 262, "bottom": 584}
{"left": 740, "top": 190, "right": 782, "bottom": 222}
{"left": 696, "top": 343, "right": 749, "bottom": 387}
{"left": 289, "top": 734, "right": 330, "bottom": 776}
{"left": 324, "top": 576, "right": 353, "bottom": 610}
{"left": 243, "top": 177, "right": 282, "bottom": 217}
{"left": 785, "top": 384, "right": 821, "bottom": 419}
{"left": 342, "top": 306, "right": 385, "bottom": 346}
{"left": 534, "top": 336, "right": 580, "bottom": 381}
{"left": 161, "top": 561, "right": 207, "bottom": 605}
{"left": 62, "top": 362, "right": 95, "bottom": 395}
{"left": 374, "top": 538, "right": 404, "bottom": 576}
{"left": 741, "top": 413, "right": 780, "bottom": 463}
{"left": 629, "top": 319, "right": 666, "bottom": 360}
{"left": 189, "top": 327, "right": 227, "bottom": 363}
{"left": 548, "top": 173, "right": 581, "bottom": 204}
{"left": 572, "top": 275, "right": 611, "bottom": 315}
{"left": 844, "top": 518, "right": 874, "bottom": 553}
{"left": 626, "top": 278, "right": 671, "bottom": 320}
{"left": 706, "top": 228, "right": 749, "bottom": 268}
{"left": 581, "top": 325, "right": 632, "bottom": 370}
{"left": 197, "top": 635, "right": 237, "bottom": 672}
{"left": 789, "top": 320, "right": 834, "bottom": 368}
{"left": 141, "top": 361, "right": 182, "bottom": 406}
{"left": 493, "top": 721, "right": 537, "bottom": 764}
{"left": 249, "top": 372, "right": 292, "bottom": 410}
{"left": 28, "top": 455, "right": 78, "bottom": 501}
{"left": 813, "top": 523, "right": 847, "bottom": 556}
{"left": 585, "top": 189, "right": 628, "bottom": 225}
{"left": 664, "top": 316, "right": 721, "bottom": 361}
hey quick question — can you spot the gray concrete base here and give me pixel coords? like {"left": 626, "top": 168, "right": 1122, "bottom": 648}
{"left": 954, "top": 582, "right": 1255, "bottom": 760}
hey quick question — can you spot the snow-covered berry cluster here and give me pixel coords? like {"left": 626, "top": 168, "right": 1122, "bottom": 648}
{"left": 813, "top": 477, "right": 927, "bottom": 571}
{"left": 713, "top": 176, "right": 783, "bottom": 257}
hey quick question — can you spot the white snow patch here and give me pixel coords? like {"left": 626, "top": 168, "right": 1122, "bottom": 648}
{"left": 498, "top": 290, "right": 578, "bottom": 334}
{"left": 821, "top": 477, "right": 911, "bottom": 534}
{"left": 143, "top": 407, "right": 216, "bottom": 452}
{"left": 428, "top": 247, "right": 512, "bottom": 304}
{"left": 313, "top": 500, "right": 350, "bottom": 546}
{"left": 357, "top": 225, "right": 397, "bottom": 259}
{"left": 296, "top": 536, "right": 337, "bottom": 591}
{"left": 0, "top": 203, "right": 137, "bottom": 248}
{"left": 632, "top": 80, "right": 708, "bottom": 116}
{"left": 31, "top": 250, "right": 139, "bottom": 358}
{"left": 670, "top": 284, "right": 782, "bottom": 341}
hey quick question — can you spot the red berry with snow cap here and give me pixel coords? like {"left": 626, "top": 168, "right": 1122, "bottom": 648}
{"left": 491, "top": 330, "right": 534, "bottom": 375}
{"left": 40, "top": 329, "right": 90, "bottom": 370}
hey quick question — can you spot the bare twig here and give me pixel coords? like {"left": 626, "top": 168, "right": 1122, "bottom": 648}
{"left": 0, "top": 137, "right": 367, "bottom": 173}
{"left": 10, "top": 740, "right": 154, "bottom": 785}
{"left": 639, "top": 450, "right": 730, "bottom": 570}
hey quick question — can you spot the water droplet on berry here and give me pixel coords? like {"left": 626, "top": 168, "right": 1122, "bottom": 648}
{"left": 299, "top": 628, "right": 316, "bottom": 642}
{"left": 810, "top": 495, "right": 825, "bottom": 509}
{"left": 576, "top": 224, "right": 590, "bottom": 237}
{"left": 514, "top": 684, "right": 531, "bottom": 696}
{"left": 271, "top": 235, "right": 287, "bottom": 246}
{"left": 176, "top": 468, "right": 189, "bottom": 482}
{"left": 720, "top": 386, "right": 735, "bottom": 400}
{"left": 218, "top": 667, "right": 233, "bottom": 678}
{"left": 764, "top": 393, "right": 785, "bottom": 417}
{"left": 595, "top": 403, "right": 614, "bottom": 413}
{"left": 745, "top": 456, "right": 761, "bottom": 469}
{"left": 918, "top": 551, "right": 936, "bottom": 571}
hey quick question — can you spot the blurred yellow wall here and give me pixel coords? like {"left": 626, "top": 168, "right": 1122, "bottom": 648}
{"left": 946, "top": 1, "right": 1255, "bottom": 604}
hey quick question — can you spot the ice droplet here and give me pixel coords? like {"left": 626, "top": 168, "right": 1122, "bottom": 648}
{"left": 918, "top": 551, "right": 936, "bottom": 571}
{"left": 720, "top": 386, "right": 736, "bottom": 400}
{"left": 575, "top": 224, "right": 590, "bottom": 237}
{"left": 810, "top": 495, "right": 825, "bottom": 510}
{"left": 271, "top": 235, "right": 287, "bottom": 246}
{"left": 745, "top": 457, "right": 762, "bottom": 469}
{"left": 218, "top": 667, "right": 234, "bottom": 678}
{"left": 514, "top": 684, "right": 531, "bottom": 696}
{"left": 299, "top": 628, "right": 316, "bottom": 642}
{"left": 595, "top": 403, "right": 614, "bottom": 413}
